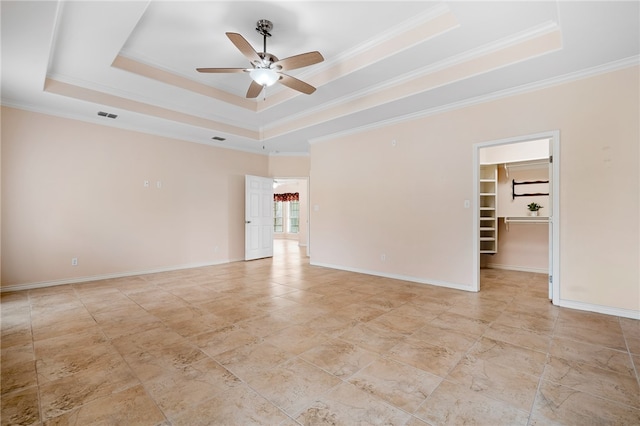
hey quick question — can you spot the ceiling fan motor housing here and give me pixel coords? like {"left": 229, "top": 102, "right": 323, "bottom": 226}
{"left": 255, "top": 19, "right": 273, "bottom": 37}
{"left": 256, "top": 52, "right": 279, "bottom": 68}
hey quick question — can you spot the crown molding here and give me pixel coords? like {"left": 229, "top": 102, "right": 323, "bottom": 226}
{"left": 112, "top": 53, "right": 259, "bottom": 112}
{"left": 268, "top": 151, "right": 310, "bottom": 157}
{"left": 8, "top": 56, "right": 635, "bottom": 156}
{"left": 310, "top": 3, "right": 453, "bottom": 76}
{"left": 309, "top": 56, "right": 639, "bottom": 145}
{"left": 45, "top": 0, "right": 65, "bottom": 73}
{"left": 268, "top": 21, "right": 561, "bottom": 139}
{"left": 0, "top": 99, "right": 271, "bottom": 156}
{"left": 46, "top": 72, "right": 255, "bottom": 131}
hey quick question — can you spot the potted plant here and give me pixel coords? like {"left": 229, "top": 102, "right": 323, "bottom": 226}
{"left": 527, "top": 202, "right": 543, "bottom": 216}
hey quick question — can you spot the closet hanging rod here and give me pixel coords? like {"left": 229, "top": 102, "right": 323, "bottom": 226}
{"left": 504, "top": 159, "right": 549, "bottom": 177}
{"left": 506, "top": 160, "right": 548, "bottom": 168}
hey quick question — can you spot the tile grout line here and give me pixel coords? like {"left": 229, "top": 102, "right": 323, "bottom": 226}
{"left": 525, "top": 302, "right": 560, "bottom": 426}
{"left": 619, "top": 317, "right": 640, "bottom": 391}
{"left": 535, "top": 311, "right": 640, "bottom": 417}
{"left": 27, "top": 290, "right": 45, "bottom": 426}
{"left": 7, "top": 251, "right": 637, "bottom": 425}
{"left": 73, "top": 282, "right": 172, "bottom": 425}
{"left": 397, "top": 299, "right": 524, "bottom": 425}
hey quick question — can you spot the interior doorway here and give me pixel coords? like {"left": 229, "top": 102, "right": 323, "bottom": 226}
{"left": 473, "top": 131, "right": 560, "bottom": 304}
{"left": 272, "top": 177, "right": 310, "bottom": 257}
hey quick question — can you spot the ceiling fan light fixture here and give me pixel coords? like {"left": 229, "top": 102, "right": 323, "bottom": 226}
{"left": 196, "top": 19, "right": 323, "bottom": 98}
{"left": 249, "top": 68, "right": 279, "bottom": 86}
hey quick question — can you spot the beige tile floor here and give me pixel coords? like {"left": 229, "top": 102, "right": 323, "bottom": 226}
{"left": 2, "top": 240, "right": 639, "bottom": 425}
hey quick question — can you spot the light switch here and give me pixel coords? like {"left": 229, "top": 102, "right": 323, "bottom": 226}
{"left": 464, "top": 200, "right": 470, "bottom": 209}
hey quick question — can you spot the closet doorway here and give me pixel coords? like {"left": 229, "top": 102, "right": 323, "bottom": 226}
{"left": 473, "top": 132, "right": 560, "bottom": 304}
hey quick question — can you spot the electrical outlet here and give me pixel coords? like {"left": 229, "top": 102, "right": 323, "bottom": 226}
{"left": 143, "top": 180, "right": 150, "bottom": 188}
{"left": 71, "top": 257, "right": 78, "bottom": 266}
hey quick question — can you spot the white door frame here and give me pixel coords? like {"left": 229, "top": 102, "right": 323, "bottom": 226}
{"left": 273, "top": 176, "right": 310, "bottom": 257}
{"left": 472, "top": 130, "right": 560, "bottom": 305}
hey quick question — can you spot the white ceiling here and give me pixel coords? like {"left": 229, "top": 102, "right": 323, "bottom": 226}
{"left": 2, "top": 1, "right": 638, "bottom": 155}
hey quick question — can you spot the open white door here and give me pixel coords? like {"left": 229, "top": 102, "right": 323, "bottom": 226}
{"left": 547, "top": 137, "right": 554, "bottom": 300}
{"left": 245, "top": 175, "right": 274, "bottom": 260}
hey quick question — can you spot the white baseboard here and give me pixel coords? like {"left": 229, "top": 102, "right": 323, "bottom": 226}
{"left": 7, "top": 259, "right": 636, "bottom": 320}
{"left": 557, "top": 298, "right": 640, "bottom": 320}
{"left": 0, "top": 259, "right": 235, "bottom": 293}
{"left": 310, "top": 262, "right": 639, "bottom": 319}
{"left": 486, "top": 263, "right": 548, "bottom": 274}
{"left": 310, "top": 261, "right": 476, "bottom": 292}
{"left": 274, "top": 235, "right": 299, "bottom": 241}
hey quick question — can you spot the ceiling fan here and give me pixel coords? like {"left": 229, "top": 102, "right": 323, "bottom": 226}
{"left": 196, "top": 19, "right": 324, "bottom": 99}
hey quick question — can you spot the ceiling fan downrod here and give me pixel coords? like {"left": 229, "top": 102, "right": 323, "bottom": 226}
{"left": 255, "top": 19, "right": 273, "bottom": 59}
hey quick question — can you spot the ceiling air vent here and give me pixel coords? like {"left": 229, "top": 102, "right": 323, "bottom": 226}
{"left": 211, "top": 136, "right": 226, "bottom": 141}
{"left": 97, "top": 111, "right": 117, "bottom": 119}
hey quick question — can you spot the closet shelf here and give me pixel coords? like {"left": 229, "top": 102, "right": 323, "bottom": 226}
{"left": 479, "top": 164, "right": 498, "bottom": 254}
{"left": 503, "top": 216, "right": 549, "bottom": 231}
{"left": 504, "top": 217, "right": 549, "bottom": 223}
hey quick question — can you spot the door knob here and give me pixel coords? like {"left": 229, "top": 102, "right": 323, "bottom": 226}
{"left": 245, "top": 220, "right": 251, "bottom": 224}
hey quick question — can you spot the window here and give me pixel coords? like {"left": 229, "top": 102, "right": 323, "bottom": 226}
{"left": 289, "top": 201, "right": 299, "bottom": 233}
{"left": 274, "top": 201, "right": 283, "bottom": 233}
{"left": 273, "top": 200, "right": 299, "bottom": 234}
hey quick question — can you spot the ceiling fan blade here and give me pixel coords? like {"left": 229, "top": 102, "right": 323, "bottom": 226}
{"left": 196, "top": 68, "right": 247, "bottom": 73}
{"left": 273, "top": 51, "right": 324, "bottom": 71}
{"left": 246, "top": 80, "right": 264, "bottom": 98}
{"left": 278, "top": 74, "right": 316, "bottom": 95}
{"left": 226, "top": 32, "right": 262, "bottom": 64}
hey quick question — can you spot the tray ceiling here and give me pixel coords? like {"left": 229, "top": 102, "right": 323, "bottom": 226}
{"left": 2, "top": 1, "right": 638, "bottom": 155}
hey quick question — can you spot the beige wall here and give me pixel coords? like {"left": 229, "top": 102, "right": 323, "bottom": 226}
{"left": 2, "top": 66, "right": 638, "bottom": 316}
{"left": 1, "top": 107, "right": 268, "bottom": 287}
{"left": 490, "top": 218, "right": 549, "bottom": 273}
{"left": 268, "top": 155, "right": 310, "bottom": 178}
{"left": 310, "top": 66, "right": 639, "bottom": 314}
